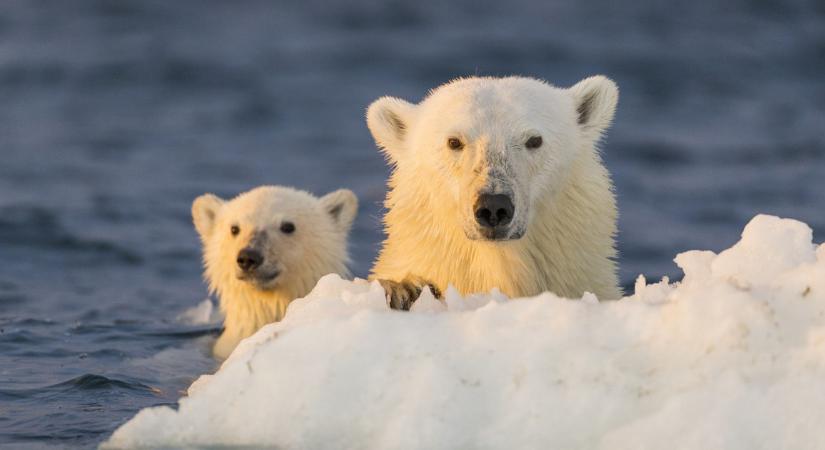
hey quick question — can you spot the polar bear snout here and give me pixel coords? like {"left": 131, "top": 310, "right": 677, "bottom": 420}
{"left": 474, "top": 194, "right": 514, "bottom": 228}
{"left": 473, "top": 193, "right": 516, "bottom": 240}
{"left": 235, "top": 242, "right": 281, "bottom": 288}
{"left": 236, "top": 248, "right": 263, "bottom": 272}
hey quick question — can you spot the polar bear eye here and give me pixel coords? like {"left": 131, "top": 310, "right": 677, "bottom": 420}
{"left": 447, "top": 137, "right": 464, "bottom": 151}
{"left": 280, "top": 222, "right": 296, "bottom": 234}
{"left": 230, "top": 225, "right": 240, "bottom": 236}
{"left": 525, "top": 136, "right": 543, "bottom": 149}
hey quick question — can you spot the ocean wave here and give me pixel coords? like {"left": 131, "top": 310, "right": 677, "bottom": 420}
{"left": 0, "top": 205, "right": 143, "bottom": 265}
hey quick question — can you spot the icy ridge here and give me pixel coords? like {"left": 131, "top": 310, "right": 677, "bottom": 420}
{"left": 103, "top": 215, "right": 825, "bottom": 450}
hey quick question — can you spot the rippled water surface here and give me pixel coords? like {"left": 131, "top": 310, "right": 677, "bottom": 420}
{"left": 1, "top": 0, "right": 823, "bottom": 447}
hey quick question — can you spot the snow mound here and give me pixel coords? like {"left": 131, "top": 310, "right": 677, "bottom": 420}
{"left": 103, "top": 215, "right": 825, "bottom": 450}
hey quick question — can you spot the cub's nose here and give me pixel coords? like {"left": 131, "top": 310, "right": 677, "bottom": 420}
{"left": 236, "top": 248, "right": 263, "bottom": 272}
{"left": 474, "top": 194, "right": 515, "bottom": 229}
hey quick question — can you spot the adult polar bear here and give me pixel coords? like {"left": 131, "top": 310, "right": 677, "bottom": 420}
{"left": 367, "top": 75, "right": 622, "bottom": 309}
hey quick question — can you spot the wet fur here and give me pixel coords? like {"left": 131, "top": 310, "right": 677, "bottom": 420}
{"left": 193, "top": 186, "right": 357, "bottom": 358}
{"left": 367, "top": 76, "right": 622, "bottom": 305}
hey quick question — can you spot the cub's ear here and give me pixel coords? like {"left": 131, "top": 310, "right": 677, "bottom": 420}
{"left": 366, "top": 96, "right": 416, "bottom": 163}
{"left": 320, "top": 189, "right": 358, "bottom": 233}
{"left": 569, "top": 75, "right": 619, "bottom": 142}
{"left": 192, "top": 194, "right": 224, "bottom": 240}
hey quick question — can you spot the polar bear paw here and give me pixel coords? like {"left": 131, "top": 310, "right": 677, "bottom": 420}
{"left": 378, "top": 278, "right": 442, "bottom": 311}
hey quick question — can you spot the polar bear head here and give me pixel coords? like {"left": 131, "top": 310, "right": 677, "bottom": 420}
{"left": 192, "top": 186, "right": 357, "bottom": 296}
{"left": 366, "top": 76, "right": 617, "bottom": 241}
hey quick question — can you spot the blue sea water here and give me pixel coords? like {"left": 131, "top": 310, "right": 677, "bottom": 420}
{"left": 0, "top": 0, "right": 823, "bottom": 447}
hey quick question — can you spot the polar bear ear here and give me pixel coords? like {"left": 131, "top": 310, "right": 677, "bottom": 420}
{"left": 320, "top": 189, "right": 358, "bottom": 232}
{"left": 366, "top": 96, "right": 416, "bottom": 163}
{"left": 569, "top": 75, "right": 619, "bottom": 142}
{"left": 192, "top": 194, "right": 224, "bottom": 240}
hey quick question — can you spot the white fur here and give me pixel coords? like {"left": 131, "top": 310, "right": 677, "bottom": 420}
{"left": 366, "top": 75, "right": 621, "bottom": 300}
{"left": 192, "top": 186, "right": 357, "bottom": 358}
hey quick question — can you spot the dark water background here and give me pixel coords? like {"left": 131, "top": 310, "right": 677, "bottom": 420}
{"left": 0, "top": 0, "right": 823, "bottom": 448}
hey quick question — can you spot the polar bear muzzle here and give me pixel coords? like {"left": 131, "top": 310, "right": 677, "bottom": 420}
{"left": 235, "top": 246, "right": 282, "bottom": 288}
{"left": 236, "top": 248, "right": 263, "bottom": 272}
{"left": 473, "top": 193, "right": 516, "bottom": 240}
{"left": 234, "top": 231, "right": 282, "bottom": 288}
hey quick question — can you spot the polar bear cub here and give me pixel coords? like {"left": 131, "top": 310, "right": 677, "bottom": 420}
{"left": 192, "top": 186, "right": 358, "bottom": 358}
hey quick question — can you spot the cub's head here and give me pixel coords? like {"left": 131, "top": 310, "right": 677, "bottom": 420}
{"left": 367, "top": 75, "right": 617, "bottom": 241}
{"left": 192, "top": 186, "right": 357, "bottom": 295}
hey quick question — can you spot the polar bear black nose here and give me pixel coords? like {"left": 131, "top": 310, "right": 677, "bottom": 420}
{"left": 237, "top": 248, "right": 263, "bottom": 272}
{"left": 474, "top": 194, "right": 514, "bottom": 229}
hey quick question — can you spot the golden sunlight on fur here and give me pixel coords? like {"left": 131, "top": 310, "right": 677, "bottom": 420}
{"left": 367, "top": 76, "right": 621, "bottom": 306}
{"left": 192, "top": 186, "right": 357, "bottom": 358}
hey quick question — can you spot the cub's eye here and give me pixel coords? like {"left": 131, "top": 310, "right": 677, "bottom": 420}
{"left": 525, "top": 136, "right": 543, "bottom": 149}
{"left": 280, "top": 221, "right": 296, "bottom": 234}
{"left": 230, "top": 225, "right": 240, "bottom": 236}
{"left": 447, "top": 137, "right": 464, "bottom": 151}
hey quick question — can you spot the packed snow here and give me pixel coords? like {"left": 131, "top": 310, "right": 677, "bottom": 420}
{"left": 103, "top": 215, "right": 825, "bottom": 450}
